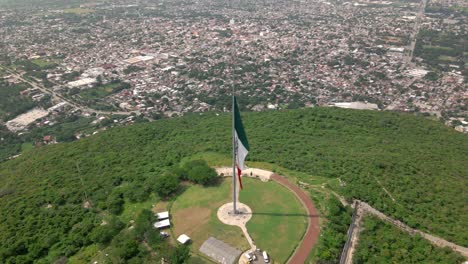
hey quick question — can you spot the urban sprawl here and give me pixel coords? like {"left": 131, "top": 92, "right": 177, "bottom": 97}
{"left": 0, "top": 0, "right": 467, "bottom": 139}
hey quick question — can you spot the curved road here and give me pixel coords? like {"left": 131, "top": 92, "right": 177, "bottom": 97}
{"left": 271, "top": 174, "right": 320, "bottom": 264}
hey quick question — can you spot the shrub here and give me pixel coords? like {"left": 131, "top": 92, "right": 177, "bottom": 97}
{"left": 154, "top": 172, "right": 180, "bottom": 198}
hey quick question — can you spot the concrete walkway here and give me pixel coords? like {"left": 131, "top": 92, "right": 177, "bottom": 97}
{"left": 215, "top": 167, "right": 272, "bottom": 182}
{"left": 217, "top": 202, "right": 256, "bottom": 264}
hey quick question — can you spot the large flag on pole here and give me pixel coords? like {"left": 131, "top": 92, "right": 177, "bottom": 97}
{"left": 234, "top": 97, "right": 249, "bottom": 190}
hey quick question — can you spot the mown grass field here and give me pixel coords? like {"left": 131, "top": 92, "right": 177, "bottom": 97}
{"left": 30, "top": 58, "right": 57, "bottom": 68}
{"left": 171, "top": 179, "right": 250, "bottom": 255}
{"left": 240, "top": 178, "right": 308, "bottom": 263}
{"left": 438, "top": 55, "right": 457, "bottom": 62}
{"left": 79, "top": 83, "right": 121, "bottom": 100}
{"left": 422, "top": 45, "right": 453, "bottom": 51}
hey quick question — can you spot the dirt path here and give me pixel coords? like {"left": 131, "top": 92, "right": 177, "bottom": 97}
{"left": 271, "top": 174, "right": 320, "bottom": 264}
{"left": 339, "top": 202, "right": 364, "bottom": 264}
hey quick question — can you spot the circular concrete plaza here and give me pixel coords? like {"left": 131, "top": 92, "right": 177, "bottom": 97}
{"left": 217, "top": 202, "right": 252, "bottom": 227}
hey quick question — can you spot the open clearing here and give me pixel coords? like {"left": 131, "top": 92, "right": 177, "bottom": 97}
{"left": 79, "top": 83, "right": 121, "bottom": 99}
{"left": 422, "top": 45, "right": 453, "bottom": 51}
{"left": 438, "top": 55, "right": 457, "bottom": 62}
{"left": 171, "top": 179, "right": 250, "bottom": 255}
{"left": 119, "top": 193, "right": 159, "bottom": 224}
{"left": 30, "top": 58, "right": 57, "bottom": 68}
{"left": 6, "top": 108, "right": 49, "bottom": 132}
{"left": 240, "top": 177, "right": 308, "bottom": 263}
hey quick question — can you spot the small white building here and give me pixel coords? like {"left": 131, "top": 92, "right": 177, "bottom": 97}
{"left": 154, "top": 219, "right": 170, "bottom": 229}
{"left": 156, "top": 211, "right": 169, "bottom": 220}
{"left": 124, "top": 55, "right": 155, "bottom": 64}
{"left": 177, "top": 234, "right": 191, "bottom": 244}
{"left": 67, "top": 78, "right": 96, "bottom": 88}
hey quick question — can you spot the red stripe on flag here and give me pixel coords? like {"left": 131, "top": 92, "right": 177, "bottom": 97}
{"left": 237, "top": 167, "right": 243, "bottom": 190}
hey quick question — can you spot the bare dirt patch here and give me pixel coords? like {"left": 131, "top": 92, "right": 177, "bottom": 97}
{"left": 152, "top": 201, "right": 169, "bottom": 213}
{"left": 172, "top": 207, "right": 211, "bottom": 235}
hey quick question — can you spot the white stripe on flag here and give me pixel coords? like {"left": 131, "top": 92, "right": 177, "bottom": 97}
{"left": 235, "top": 131, "right": 249, "bottom": 170}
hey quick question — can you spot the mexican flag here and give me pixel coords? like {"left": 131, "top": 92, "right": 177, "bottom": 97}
{"left": 234, "top": 97, "right": 249, "bottom": 190}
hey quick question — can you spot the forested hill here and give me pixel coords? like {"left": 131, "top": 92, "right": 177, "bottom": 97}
{"left": 0, "top": 107, "right": 467, "bottom": 262}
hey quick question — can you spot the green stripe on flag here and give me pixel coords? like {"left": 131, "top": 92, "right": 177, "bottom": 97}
{"left": 234, "top": 97, "right": 250, "bottom": 151}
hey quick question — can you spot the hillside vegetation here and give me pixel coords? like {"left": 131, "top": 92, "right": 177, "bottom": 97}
{"left": 0, "top": 107, "right": 466, "bottom": 263}
{"left": 354, "top": 215, "right": 464, "bottom": 263}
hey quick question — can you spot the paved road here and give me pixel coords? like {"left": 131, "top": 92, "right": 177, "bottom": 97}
{"left": 271, "top": 174, "right": 320, "bottom": 264}
{"left": 404, "top": 0, "right": 428, "bottom": 65}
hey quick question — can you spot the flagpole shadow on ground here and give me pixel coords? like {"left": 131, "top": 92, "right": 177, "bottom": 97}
{"left": 246, "top": 212, "right": 319, "bottom": 217}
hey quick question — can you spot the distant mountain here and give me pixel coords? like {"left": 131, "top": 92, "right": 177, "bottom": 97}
{"left": 0, "top": 107, "right": 466, "bottom": 262}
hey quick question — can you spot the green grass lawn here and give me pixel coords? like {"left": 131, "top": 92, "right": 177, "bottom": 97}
{"left": 31, "top": 58, "right": 57, "bottom": 69}
{"left": 119, "top": 193, "right": 159, "bottom": 224}
{"left": 240, "top": 178, "right": 308, "bottom": 263}
{"left": 438, "top": 55, "right": 457, "bottom": 62}
{"left": 171, "top": 179, "right": 250, "bottom": 255}
{"left": 21, "top": 142, "right": 34, "bottom": 152}
{"left": 79, "top": 83, "right": 122, "bottom": 100}
{"left": 422, "top": 45, "right": 454, "bottom": 51}
{"left": 68, "top": 244, "right": 100, "bottom": 264}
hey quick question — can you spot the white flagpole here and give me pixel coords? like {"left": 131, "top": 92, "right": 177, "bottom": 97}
{"left": 232, "top": 88, "right": 237, "bottom": 214}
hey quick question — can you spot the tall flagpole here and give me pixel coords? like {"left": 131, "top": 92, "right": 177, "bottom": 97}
{"left": 232, "top": 87, "right": 237, "bottom": 214}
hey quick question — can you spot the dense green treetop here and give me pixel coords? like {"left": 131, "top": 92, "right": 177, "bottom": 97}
{"left": 354, "top": 215, "right": 465, "bottom": 264}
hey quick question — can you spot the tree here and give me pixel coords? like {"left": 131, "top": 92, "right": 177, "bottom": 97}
{"left": 90, "top": 217, "right": 124, "bottom": 244}
{"left": 107, "top": 191, "right": 124, "bottom": 215}
{"left": 183, "top": 160, "right": 218, "bottom": 186}
{"left": 424, "top": 72, "right": 439, "bottom": 81}
{"left": 146, "top": 228, "right": 163, "bottom": 249}
{"left": 170, "top": 245, "right": 190, "bottom": 264}
{"left": 124, "top": 184, "right": 150, "bottom": 203}
{"left": 154, "top": 172, "right": 180, "bottom": 198}
{"left": 113, "top": 238, "right": 139, "bottom": 260}
{"left": 96, "top": 75, "right": 102, "bottom": 85}
{"left": 89, "top": 225, "right": 116, "bottom": 244}
{"left": 187, "top": 165, "right": 218, "bottom": 185}
{"left": 134, "top": 209, "right": 153, "bottom": 240}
